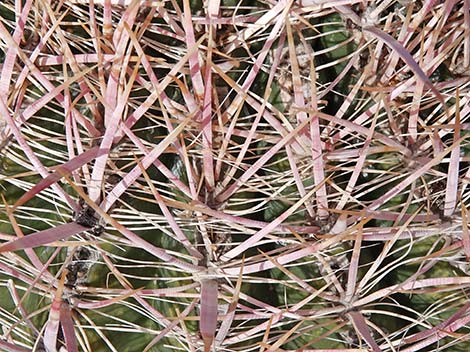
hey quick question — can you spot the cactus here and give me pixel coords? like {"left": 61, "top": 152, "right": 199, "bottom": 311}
{"left": 1, "top": 0, "right": 470, "bottom": 351}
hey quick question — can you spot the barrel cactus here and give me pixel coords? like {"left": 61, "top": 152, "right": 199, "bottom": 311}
{"left": 0, "top": 0, "right": 469, "bottom": 351}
